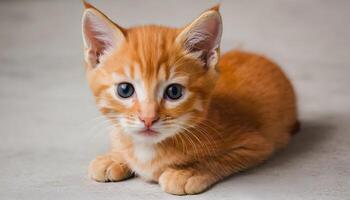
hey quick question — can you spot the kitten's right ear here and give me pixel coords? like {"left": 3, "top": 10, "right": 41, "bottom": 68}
{"left": 82, "top": 1, "right": 125, "bottom": 69}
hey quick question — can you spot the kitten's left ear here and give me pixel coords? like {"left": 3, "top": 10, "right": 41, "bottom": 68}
{"left": 176, "top": 5, "right": 223, "bottom": 69}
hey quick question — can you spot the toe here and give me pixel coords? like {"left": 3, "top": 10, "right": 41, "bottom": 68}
{"left": 88, "top": 158, "right": 113, "bottom": 182}
{"left": 106, "top": 163, "right": 132, "bottom": 181}
{"left": 184, "top": 175, "right": 212, "bottom": 194}
{"left": 159, "top": 169, "right": 193, "bottom": 195}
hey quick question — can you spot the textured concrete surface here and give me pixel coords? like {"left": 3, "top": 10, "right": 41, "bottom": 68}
{"left": 0, "top": 0, "right": 349, "bottom": 199}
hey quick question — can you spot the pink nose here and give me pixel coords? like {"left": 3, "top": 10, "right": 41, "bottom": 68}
{"left": 138, "top": 116, "right": 159, "bottom": 128}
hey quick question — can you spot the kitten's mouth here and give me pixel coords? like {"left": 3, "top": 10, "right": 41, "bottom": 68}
{"left": 139, "top": 128, "right": 158, "bottom": 137}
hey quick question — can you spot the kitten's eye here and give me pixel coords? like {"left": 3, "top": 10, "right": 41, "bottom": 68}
{"left": 164, "top": 84, "right": 183, "bottom": 100}
{"left": 116, "top": 82, "right": 134, "bottom": 98}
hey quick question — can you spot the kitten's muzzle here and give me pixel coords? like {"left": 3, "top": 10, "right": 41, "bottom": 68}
{"left": 138, "top": 115, "right": 160, "bottom": 128}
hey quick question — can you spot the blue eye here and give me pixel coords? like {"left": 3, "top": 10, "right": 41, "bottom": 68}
{"left": 116, "top": 82, "right": 134, "bottom": 98}
{"left": 165, "top": 84, "right": 183, "bottom": 100}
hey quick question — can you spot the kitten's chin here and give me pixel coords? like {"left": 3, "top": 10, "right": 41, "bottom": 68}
{"left": 139, "top": 129, "right": 158, "bottom": 137}
{"left": 123, "top": 128, "right": 180, "bottom": 144}
{"left": 131, "top": 132, "right": 163, "bottom": 144}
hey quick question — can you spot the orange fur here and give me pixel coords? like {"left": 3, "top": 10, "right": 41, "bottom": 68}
{"left": 82, "top": 2, "right": 298, "bottom": 195}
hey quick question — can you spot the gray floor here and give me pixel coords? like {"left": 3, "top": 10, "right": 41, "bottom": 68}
{"left": 1, "top": 0, "right": 349, "bottom": 199}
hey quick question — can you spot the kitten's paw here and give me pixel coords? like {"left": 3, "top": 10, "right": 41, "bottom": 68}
{"left": 88, "top": 155, "right": 131, "bottom": 182}
{"left": 159, "top": 168, "right": 212, "bottom": 195}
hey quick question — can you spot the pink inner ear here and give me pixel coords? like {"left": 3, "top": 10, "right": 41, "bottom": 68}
{"left": 184, "top": 14, "right": 222, "bottom": 67}
{"left": 83, "top": 11, "right": 116, "bottom": 65}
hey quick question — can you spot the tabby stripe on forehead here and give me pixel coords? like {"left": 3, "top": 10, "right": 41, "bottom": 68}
{"left": 133, "top": 63, "right": 142, "bottom": 81}
{"left": 123, "top": 65, "right": 131, "bottom": 79}
{"left": 157, "top": 64, "right": 167, "bottom": 82}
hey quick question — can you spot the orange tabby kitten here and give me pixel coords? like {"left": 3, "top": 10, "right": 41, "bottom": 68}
{"left": 82, "top": 1, "right": 298, "bottom": 195}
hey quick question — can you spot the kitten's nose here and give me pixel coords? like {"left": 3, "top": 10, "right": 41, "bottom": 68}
{"left": 138, "top": 101, "right": 159, "bottom": 128}
{"left": 138, "top": 115, "right": 159, "bottom": 128}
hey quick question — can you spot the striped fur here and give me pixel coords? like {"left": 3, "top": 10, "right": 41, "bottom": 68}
{"left": 82, "top": 2, "right": 298, "bottom": 195}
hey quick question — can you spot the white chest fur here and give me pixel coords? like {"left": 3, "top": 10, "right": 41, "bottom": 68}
{"left": 111, "top": 132, "right": 159, "bottom": 181}
{"left": 133, "top": 143, "right": 155, "bottom": 163}
{"left": 127, "top": 143, "right": 157, "bottom": 181}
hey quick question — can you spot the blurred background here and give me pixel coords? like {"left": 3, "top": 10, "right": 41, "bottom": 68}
{"left": 0, "top": 0, "right": 349, "bottom": 199}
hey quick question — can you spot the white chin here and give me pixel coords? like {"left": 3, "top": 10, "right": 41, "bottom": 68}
{"left": 131, "top": 129, "right": 179, "bottom": 144}
{"left": 120, "top": 123, "right": 181, "bottom": 144}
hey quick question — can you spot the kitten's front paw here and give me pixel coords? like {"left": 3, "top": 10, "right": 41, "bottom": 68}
{"left": 88, "top": 155, "right": 131, "bottom": 182}
{"left": 159, "top": 168, "right": 212, "bottom": 195}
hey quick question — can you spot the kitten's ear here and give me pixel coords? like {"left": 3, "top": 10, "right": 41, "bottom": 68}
{"left": 82, "top": 1, "right": 126, "bottom": 69}
{"left": 176, "top": 5, "right": 223, "bottom": 69}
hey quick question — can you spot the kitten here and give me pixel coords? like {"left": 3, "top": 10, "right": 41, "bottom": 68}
{"left": 81, "top": 1, "right": 298, "bottom": 195}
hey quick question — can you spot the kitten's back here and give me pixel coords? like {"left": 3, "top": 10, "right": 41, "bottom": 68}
{"left": 213, "top": 50, "right": 298, "bottom": 149}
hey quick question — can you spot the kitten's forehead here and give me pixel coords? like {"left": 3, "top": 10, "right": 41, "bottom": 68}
{"left": 124, "top": 26, "right": 180, "bottom": 79}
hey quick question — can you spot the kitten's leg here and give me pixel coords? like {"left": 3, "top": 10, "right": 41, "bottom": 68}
{"left": 159, "top": 133, "right": 274, "bottom": 195}
{"left": 88, "top": 153, "right": 132, "bottom": 182}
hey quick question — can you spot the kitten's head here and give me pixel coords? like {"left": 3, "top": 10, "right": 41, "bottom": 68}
{"left": 82, "top": 2, "right": 222, "bottom": 144}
